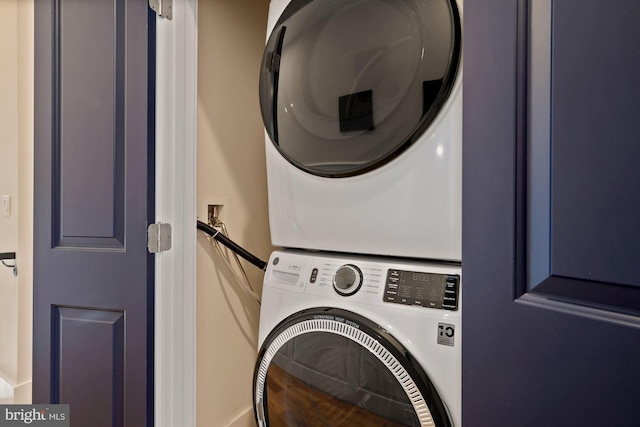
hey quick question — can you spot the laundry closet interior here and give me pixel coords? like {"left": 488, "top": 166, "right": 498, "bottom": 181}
{"left": 196, "top": 1, "right": 273, "bottom": 426}
{"left": 197, "top": 0, "right": 462, "bottom": 426}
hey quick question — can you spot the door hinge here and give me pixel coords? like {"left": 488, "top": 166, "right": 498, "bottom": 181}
{"left": 148, "top": 223, "right": 172, "bottom": 253}
{"left": 149, "top": 0, "right": 172, "bottom": 20}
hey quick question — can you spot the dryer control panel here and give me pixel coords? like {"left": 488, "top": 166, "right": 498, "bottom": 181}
{"left": 383, "top": 270, "right": 459, "bottom": 311}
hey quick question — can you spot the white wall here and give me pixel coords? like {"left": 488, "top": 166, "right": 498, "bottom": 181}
{"left": 197, "top": 0, "right": 271, "bottom": 425}
{"left": 0, "top": 0, "right": 33, "bottom": 403}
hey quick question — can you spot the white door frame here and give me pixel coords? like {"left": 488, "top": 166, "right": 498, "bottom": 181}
{"left": 154, "top": 1, "right": 198, "bottom": 426}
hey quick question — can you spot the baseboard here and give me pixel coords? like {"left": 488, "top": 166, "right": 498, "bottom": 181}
{"left": 13, "top": 380, "right": 31, "bottom": 403}
{"left": 0, "top": 378, "right": 32, "bottom": 405}
{"left": 227, "top": 407, "right": 255, "bottom": 427}
{"left": 0, "top": 376, "right": 14, "bottom": 403}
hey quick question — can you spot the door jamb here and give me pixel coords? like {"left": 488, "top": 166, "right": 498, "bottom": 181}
{"left": 154, "top": 1, "right": 198, "bottom": 426}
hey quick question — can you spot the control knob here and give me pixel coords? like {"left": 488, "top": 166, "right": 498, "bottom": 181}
{"left": 333, "top": 264, "right": 363, "bottom": 296}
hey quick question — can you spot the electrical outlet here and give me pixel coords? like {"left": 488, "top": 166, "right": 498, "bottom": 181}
{"left": 1, "top": 195, "right": 10, "bottom": 217}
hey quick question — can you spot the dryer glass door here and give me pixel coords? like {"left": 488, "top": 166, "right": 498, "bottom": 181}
{"left": 260, "top": 0, "right": 461, "bottom": 177}
{"left": 254, "top": 309, "right": 451, "bottom": 427}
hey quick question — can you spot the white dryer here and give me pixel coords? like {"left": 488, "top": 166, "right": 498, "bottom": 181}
{"left": 260, "top": 0, "right": 463, "bottom": 261}
{"left": 254, "top": 250, "right": 461, "bottom": 426}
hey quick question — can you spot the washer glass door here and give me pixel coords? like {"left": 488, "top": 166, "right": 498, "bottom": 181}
{"left": 254, "top": 309, "right": 451, "bottom": 427}
{"left": 260, "top": 0, "right": 461, "bottom": 177}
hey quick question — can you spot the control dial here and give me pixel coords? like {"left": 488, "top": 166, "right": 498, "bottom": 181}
{"left": 333, "top": 264, "right": 363, "bottom": 296}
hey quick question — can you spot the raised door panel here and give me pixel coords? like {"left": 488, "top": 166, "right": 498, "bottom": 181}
{"left": 33, "top": 1, "right": 153, "bottom": 426}
{"left": 462, "top": 0, "right": 640, "bottom": 425}
{"left": 527, "top": 0, "right": 640, "bottom": 313}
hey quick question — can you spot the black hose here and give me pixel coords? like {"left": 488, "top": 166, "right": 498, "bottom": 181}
{"left": 197, "top": 220, "right": 268, "bottom": 271}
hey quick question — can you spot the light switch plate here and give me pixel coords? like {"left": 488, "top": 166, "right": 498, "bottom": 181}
{"left": 1, "top": 195, "right": 10, "bottom": 217}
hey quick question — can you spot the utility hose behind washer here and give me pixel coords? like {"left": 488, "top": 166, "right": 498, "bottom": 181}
{"left": 197, "top": 220, "right": 268, "bottom": 271}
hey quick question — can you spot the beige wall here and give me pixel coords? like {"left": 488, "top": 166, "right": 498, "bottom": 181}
{"left": 16, "top": 0, "right": 34, "bottom": 403}
{"left": 197, "top": 0, "right": 271, "bottom": 425}
{"left": 0, "top": 0, "right": 33, "bottom": 402}
{"left": 0, "top": 0, "right": 20, "bottom": 388}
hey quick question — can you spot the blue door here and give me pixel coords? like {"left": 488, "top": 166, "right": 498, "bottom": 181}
{"left": 463, "top": 0, "right": 640, "bottom": 425}
{"left": 33, "top": 1, "right": 155, "bottom": 426}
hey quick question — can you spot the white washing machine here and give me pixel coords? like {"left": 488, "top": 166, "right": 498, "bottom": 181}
{"left": 260, "top": 0, "right": 463, "bottom": 261}
{"left": 254, "top": 250, "right": 461, "bottom": 426}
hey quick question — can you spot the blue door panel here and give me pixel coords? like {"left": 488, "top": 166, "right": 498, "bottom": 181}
{"left": 463, "top": 0, "right": 640, "bottom": 425}
{"left": 550, "top": 1, "right": 640, "bottom": 288}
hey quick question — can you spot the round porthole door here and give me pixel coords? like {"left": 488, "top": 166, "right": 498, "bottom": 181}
{"left": 259, "top": 0, "right": 461, "bottom": 177}
{"left": 253, "top": 308, "right": 452, "bottom": 427}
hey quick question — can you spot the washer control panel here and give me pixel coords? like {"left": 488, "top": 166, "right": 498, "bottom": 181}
{"left": 384, "top": 270, "right": 459, "bottom": 311}
{"left": 266, "top": 251, "right": 461, "bottom": 311}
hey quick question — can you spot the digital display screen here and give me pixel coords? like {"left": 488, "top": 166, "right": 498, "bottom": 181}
{"left": 384, "top": 269, "right": 458, "bottom": 310}
{"left": 398, "top": 271, "right": 446, "bottom": 305}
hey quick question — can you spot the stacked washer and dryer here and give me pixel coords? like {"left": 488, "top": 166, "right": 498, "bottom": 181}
{"left": 254, "top": 0, "right": 462, "bottom": 425}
